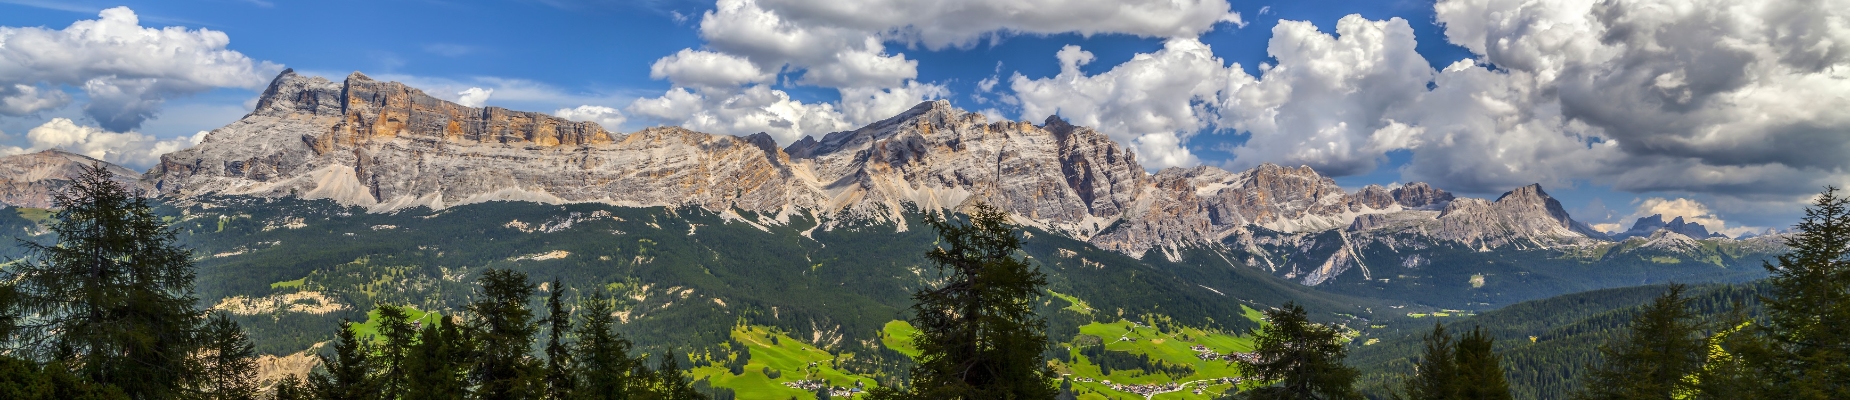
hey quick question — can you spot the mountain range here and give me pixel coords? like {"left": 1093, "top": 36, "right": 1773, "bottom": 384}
{"left": 0, "top": 70, "right": 1789, "bottom": 396}
{"left": 3, "top": 69, "right": 1782, "bottom": 294}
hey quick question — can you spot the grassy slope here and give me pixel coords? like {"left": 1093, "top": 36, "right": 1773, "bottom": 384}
{"left": 346, "top": 305, "right": 442, "bottom": 343}
{"left": 878, "top": 320, "right": 919, "bottom": 358}
{"left": 691, "top": 325, "right": 878, "bottom": 398}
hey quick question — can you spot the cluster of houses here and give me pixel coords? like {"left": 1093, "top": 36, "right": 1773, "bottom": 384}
{"left": 1191, "top": 344, "right": 1259, "bottom": 363}
{"left": 1099, "top": 380, "right": 1184, "bottom": 397}
{"left": 782, "top": 379, "right": 862, "bottom": 398}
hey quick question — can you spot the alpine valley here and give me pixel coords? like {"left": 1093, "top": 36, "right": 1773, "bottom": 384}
{"left": 0, "top": 70, "right": 1787, "bottom": 399}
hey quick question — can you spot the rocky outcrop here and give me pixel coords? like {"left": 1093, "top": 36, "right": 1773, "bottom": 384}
{"left": 0, "top": 149, "right": 141, "bottom": 208}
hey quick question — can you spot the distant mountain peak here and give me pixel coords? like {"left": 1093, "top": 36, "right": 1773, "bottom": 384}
{"left": 1613, "top": 213, "right": 1724, "bottom": 240}
{"left": 0, "top": 150, "right": 142, "bottom": 208}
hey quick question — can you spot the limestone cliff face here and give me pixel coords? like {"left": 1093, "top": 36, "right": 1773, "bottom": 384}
{"left": 782, "top": 102, "right": 1144, "bottom": 234}
{"left": 146, "top": 69, "right": 1612, "bottom": 259}
{"left": 314, "top": 72, "right": 614, "bottom": 151}
{"left": 0, "top": 149, "right": 140, "bottom": 208}
{"left": 152, "top": 70, "right": 815, "bottom": 214}
{"left": 1342, "top": 183, "right": 1607, "bottom": 250}
{"left": 1089, "top": 164, "right": 1458, "bottom": 257}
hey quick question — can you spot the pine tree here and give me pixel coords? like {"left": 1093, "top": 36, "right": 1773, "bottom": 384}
{"left": 404, "top": 315, "right": 470, "bottom": 400}
{"left": 1055, "top": 377, "right": 1078, "bottom": 400}
{"left": 1452, "top": 327, "right": 1510, "bottom": 400}
{"left": 310, "top": 322, "right": 380, "bottom": 400}
{"left": 869, "top": 204, "right": 1056, "bottom": 400}
{"left": 374, "top": 305, "right": 418, "bottom": 399}
{"left": 571, "top": 289, "right": 640, "bottom": 400}
{"left": 1234, "top": 302, "right": 1359, "bottom": 400}
{"left": 640, "top": 350, "right": 702, "bottom": 400}
{"left": 4, "top": 163, "right": 206, "bottom": 398}
{"left": 1574, "top": 284, "right": 1705, "bottom": 400}
{"left": 1692, "top": 309, "right": 1761, "bottom": 400}
{"left": 544, "top": 279, "right": 575, "bottom": 400}
{"left": 469, "top": 269, "right": 541, "bottom": 400}
{"left": 273, "top": 374, "right": 310, "bottom": 400}
{"left": 194, "top": 313, "right": 260, "bottom": 400}
{"left": 1751, "top": 186, "right": 1850, "bottom": 399}
{"left": 1399, "top": 323, "right": 1457, "bottom": 400}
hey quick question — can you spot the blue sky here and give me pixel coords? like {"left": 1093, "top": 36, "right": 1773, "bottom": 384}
{"left": 2, "top": 0, "right": 1846, "bottom": 235}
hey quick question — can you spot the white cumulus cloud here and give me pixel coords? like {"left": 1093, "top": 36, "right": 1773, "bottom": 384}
{"left": 649, "top": 49, "right": 776, "bottom": 89}
{"left": 627, "top": 86, "right": 852, "bottom": 144}
{"left": 456, "top": 87, "right": 493, "bottom": 107}
{"left": 632, "top": 0, "right": 1249, "bottom": 146}
{"left": 553, "top": 105, "right": 628, "bottom": 132}
{"left": 1010, "top": 40, "right": 1227, "bottom": 169}
{"left": 1422, "top": 0, "right": 1850, "bottom": 196}
{"left": 0, "top": 6, "right": 282, "bottom": 131}
{"left": 1217, "top": 16, "right": 1435, "bottom": 175}
{"left": 0, "top": 84, "right": 71, "bottom": 115}
{"left": 2, "top": 118, "right": 204, "bottom": 168}
{"left": 754, "top": 0, "right": 1241, "bottom": 49}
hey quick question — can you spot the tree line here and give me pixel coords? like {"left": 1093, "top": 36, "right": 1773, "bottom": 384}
{"left": 273, "top": 270, "right": 708, "bottom": 400}
{"left": 1568, "top": 186, "right": 1850, "bottom": 399}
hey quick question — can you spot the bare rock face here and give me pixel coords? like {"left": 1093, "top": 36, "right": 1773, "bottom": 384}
{"left": 1342, "top": 183, "right": 1606, "bottom": 250}
{"left": 1088, "top": 163, "right": 1460, "bottom": 256}
{"left": 152, "top": 72, "right": 1148, "bottom": 235}
{"left": 0, "top": 149, "right": 141, "bottom": 208}
{"left": 143, "top": 69, "right": 1612, "bottom": 260}
{"left": 152, "top": 70, "right": 816, "bottom": 214}
{"left": 1390, "top": 182, "right": 1455, "bottom": 209}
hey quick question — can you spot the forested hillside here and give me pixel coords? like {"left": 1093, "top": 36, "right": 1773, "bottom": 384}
{"left": 1352, "top": 282, "right": 1771, "bottom": 399}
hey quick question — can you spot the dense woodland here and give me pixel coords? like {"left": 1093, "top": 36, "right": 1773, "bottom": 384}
{"left": 1, "top": 165, "right": 1845, "bottom": 399}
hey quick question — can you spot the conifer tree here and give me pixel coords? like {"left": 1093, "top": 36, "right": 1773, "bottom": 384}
{"left": 468, "top": 269, "right": 541, "bottom": 399}
{"left": 5, "top": 163, "right": 206, "bottom": 398}
{"left": 544, "top": 279, "right": 575, "bottom": 400}
{"left": 1399, "top": 323, "right": 1457, "bottom": 400}
{"left": 641, "top": 350, "right": 702, "bottom": 400}
{"left": 1751, "top": 186, "right": 1850, "bottom": 398}
{"left": 571, "top": 289, "right": 639, "bottom": 400}
{"left": 1234, "top": 302, "right": 1359, "bottom": 400}
{"left": 869, "top": 204, "right": 1056, "bottom": 399}
{"left": 1574, "top": 284, "right": 1704, "bottom": 400}
{"left": 310, "top": 322, "right": 380, "bottom": 400}
{"left": 273, "top": 374, "right": 310, "bottom": 400}
{"left": 374, "top": 305, "right": 417, "bottom": 399}
{"left": 195, "top": 313, "right": 260, "bottom": 400}
{"left": 1452, "top": 327, "right": 1510, "bottom": 400}
{"left": 1692, "top": 309, "right": 1761, "bottom": 400}
{"left": 404, "top": 315, "right": 470, "bottom": 400}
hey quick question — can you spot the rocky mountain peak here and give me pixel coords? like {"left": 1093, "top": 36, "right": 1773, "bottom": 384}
{"left": 0, "top": 149, "right": 142, "bottom": 208}
{"left": 251, "top": 68, "right": 342, "bottom": 118}
{"left": 1415, "top": 183, "right": 1608, "bottom": 247}
{"left": 1613, "top": 214, "right": 1722, "bottom": 240}
{"left": 1390, "top": 182, "right": 1454, "bottom": 209}
{"left": 1490, "top": 184, "right": 1576, "bottom": 225}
